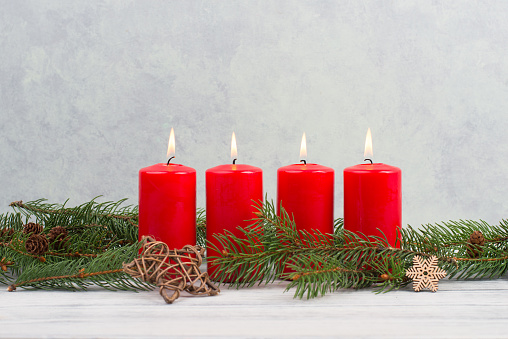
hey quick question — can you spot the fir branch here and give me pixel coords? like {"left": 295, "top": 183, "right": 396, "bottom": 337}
{"left": 7, "top": 268, "right": 125, "bottom": 291}
{"left": 286, "top": 255, "right": 376, "bottom": 299}
{"left": 10, "top": 198, "right": 139, "bottom": 224}
{"left": 9, "top": 198, "right": 141, "bottom": 250}
{"left": 1, "top": 241, "right": 45, "bottom": 261}
{"left": 45, "top": 252, "right": 98, "bottom": 258}
{"left": 208, "top": 200, "right": 355, "bottom": 290}
{"left": 10, "top": 198, "right": 139, "bottom": 234}
{"left": 4, "top": 196, "right": 508, "bottom": 300}
{"left": 209, "top": 200, "right": 508, "bottom": 299}
{"left": 8, "top": 242, "right": 153, "bottom": 292}
{"left": 1, "top": 198, "right": 214, "bottom": 293}
{"left": 196, "top": 208, "right": 206, "bottom": 247}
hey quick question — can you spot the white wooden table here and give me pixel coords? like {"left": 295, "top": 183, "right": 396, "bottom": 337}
{"left": 1, "top": 276, "right": 507, "bottom": 338}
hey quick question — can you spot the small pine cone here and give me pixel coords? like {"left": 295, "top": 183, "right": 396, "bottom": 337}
{"left": 467, "top": 231, "right": 485, "bottom": 258}
{"left": 23, "top": 222, "right": 43, "bottom": 235}
{"left": 48, "top": 226, "right": 69, "bottom": 250}
{"left": 25, "top": 234, "right": 49, "bottom": 255}
{"left": 0, "top": 228, "right": 15, "bottom": 241}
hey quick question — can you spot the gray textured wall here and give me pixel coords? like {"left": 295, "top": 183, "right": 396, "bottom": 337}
{"left": 1, "top": 1, "right": 508, "bottom": 227}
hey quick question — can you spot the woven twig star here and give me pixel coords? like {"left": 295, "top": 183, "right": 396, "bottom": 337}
{"left": 123, "top": 236, "right": 219, "bottom": 304}
{"left": 406, "top": 255, "right": 447, "bottom": 292}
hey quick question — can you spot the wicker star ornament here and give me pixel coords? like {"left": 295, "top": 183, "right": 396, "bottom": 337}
{"left": 406, "top": 255, "right": 447, "bottom": 292}
{"left": 123, "top": 236, "right": 219, "bottom": 304}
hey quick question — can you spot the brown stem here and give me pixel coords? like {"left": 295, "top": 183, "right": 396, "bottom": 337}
{"left": 66, "top": 223, "right": 110, "bottom": 231}
{"left": 402, "top": 236, "right": 508, "bottom": 249}
{"left": 452, "top": 255, "right": 508, "bottom": 262}
{"left": 485, "top": 236, "right": 508, "bottom": 244}
{"left": 8, "top": 245, "right": 44, "bottom": 260}
{"left": 7, "top": 268, "right": 124, "bottom": 291}
{"left": 0, "top": 259, "right": 14, "bottom": 266}
{"left": 1, "top": 241, "right": 98, "bottom": 259}
{"left": 46, "top": 252, "right": 98, "bottom": 258}
{"left": 292, "top": 265, "right": 361, "bottom": 281}
{"left": 0, "top": 257, "right": 15, "bottom": 271}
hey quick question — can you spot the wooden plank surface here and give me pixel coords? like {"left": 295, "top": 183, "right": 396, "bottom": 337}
{"left": 1, "top": 276, "right": 508, "bottom": 338}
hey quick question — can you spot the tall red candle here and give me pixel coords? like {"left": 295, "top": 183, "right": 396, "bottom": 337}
{"left": 277, "top": 133, "right": 335, "bottom": 266}
{"left": 343, "top": 128, "right": 402, "bottom": 247}
{"left": 138, "top": 128, "right": 196, "bottom": 249}
{"left": 206, "top": 133, "right": 263, "bottom": 281}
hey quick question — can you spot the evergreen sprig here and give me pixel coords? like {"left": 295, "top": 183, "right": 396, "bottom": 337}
{"left": 9, "top": 198, "right": 139, "bottom": 243}
{"left": 1, "top": 198, "right": 153, "bottom": 292}
{"left": 209, "top": 200, "right": 508, "bottom": 299}
{"left": 9, "top": 243, "right": 152, "bottom": 291}
{"left": 2, "top": 197, "right": 508, "bottom": 300}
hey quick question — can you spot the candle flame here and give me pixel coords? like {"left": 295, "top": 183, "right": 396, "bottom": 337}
{"left": 167, "top": 128, "right": 175, "bottom": 158}
{"left": 299, "top": 132, "right": 307, "bottom": 161}
{"left": 231, "top": 132, "right": 237, "bottom": 160}
{"left": 364, "top": 128, "right": 373, "bottom": 160}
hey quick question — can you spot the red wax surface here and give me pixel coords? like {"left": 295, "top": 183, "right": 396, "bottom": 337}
{"left": 139, "top": 163, "right": 196, "bottom": 250}
{"left": 277, "top": 163, "right": 335, "bottom": 236}
{"left": 343, "top": 163, "right": 401, "bottom": 247}
{"left": 206, "top": 164, "right": 263, "bottom": 280}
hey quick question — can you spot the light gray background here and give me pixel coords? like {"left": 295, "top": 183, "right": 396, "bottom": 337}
{"left": 1, "top": 1, "right": 507, "bottom": 227}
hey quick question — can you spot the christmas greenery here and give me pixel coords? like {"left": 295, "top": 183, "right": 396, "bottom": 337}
{"left": 208, "top": 200, "right": 508, "bottom": 299}
{"left": 0, "top": 198, "right": 151, "bottom": 291}
{"left": 0, "top": 197, "right": 507, "bottom": 299}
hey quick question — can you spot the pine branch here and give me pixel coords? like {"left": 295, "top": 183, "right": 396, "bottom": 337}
{"left": 285, "top": 254, "right": 375, "bottom": 299}
{"left": 1, "top": 198, "right": 213, "bottom": 293}
{"left": 3, "top": 196, "right": 507, "bottom": 300}
{"left": 9, "top": 198, "right": 139, "bottom": 241}
{"left": 10, "top": 198, "right": 139, "bottom": 224}
{"left": 8, "top": 242, "right": 153, "bottom": 291}
{"left": 209, "top": 200, "right": 508, "bottom": 299}
{"left": 0, "top": 198, "right": 143, "bottom": 290}
{"left": 208, "top": 200, "right": 356, "bottom": 290}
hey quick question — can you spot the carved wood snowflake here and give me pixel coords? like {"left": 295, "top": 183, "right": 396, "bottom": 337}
{"left": 406, "top": 255, "right": 447, "bottom": 292}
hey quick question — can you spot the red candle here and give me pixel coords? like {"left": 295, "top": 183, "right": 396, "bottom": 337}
{"left": 343, "top": 128, "right": 402, "bottom": 247}
{"left": 138, "top": 128, "right": 196, "bottom": 249}
{"left": 206, "top": 132, "right": 263, "bottom": 281}
{"left": 277, "top": 133, "right": 335, "bottom": 245}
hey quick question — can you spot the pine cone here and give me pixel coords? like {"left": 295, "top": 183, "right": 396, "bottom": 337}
{"left": 48, "top": 226, "right": 69, "bottom": 250}
{"left": 25, "top": 234, "right": 49, "bottom": 255}
{"left": 0, "top": 228, "right": 14, "bottom": 241}
{"left": 467, "top": 231, "right": 485, "bottom": 258}
{"left": 23, "top": 222, "right": 43, "bottom": 235}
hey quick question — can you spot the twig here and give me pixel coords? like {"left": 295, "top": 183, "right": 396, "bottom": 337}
{"left": 7, "top": 268, "right": 124, "bottom": 291}
{"left": 291, "top": 266, "right": 362, "bottom": 281}
{"left": 1, "top": 241, "right": 98, "bottom": 259}
{"left": 46, "top": 252, "right": 98, "bottom": 258}
{"left": 452, "top": 255, "right": 508, "bottom": 262}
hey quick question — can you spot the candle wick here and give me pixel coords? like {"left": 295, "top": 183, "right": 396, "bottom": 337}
{"left": 300, "top": 160, "right": 307, "bottom": 165}
{"left": 364, "top": 158, "right": 373, "bottom": 164}
{"left": 166, "top": 156, "right": 175, "bottom": 166}
{"left": 232, "top": 158, "right": 237, "bottom": 165}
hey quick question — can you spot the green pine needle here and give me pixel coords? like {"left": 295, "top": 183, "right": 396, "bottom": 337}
{"left": 208, "top": 200, "right": 508, "bottom": 299}
{"left": 2, "top": 197, "right": 507, "bottom": 300}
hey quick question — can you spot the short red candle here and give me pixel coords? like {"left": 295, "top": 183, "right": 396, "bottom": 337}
{"left": 343, "top": 163, "right": 401, "bottom": 247}
{"left": 277, "top": 163, "right": 335, "bottom": 237}
{"left": 206, "top": 164, "right": 263, "bottom": 280}
{"left": 138, "top": 163, "right": 196, "bottom": 249}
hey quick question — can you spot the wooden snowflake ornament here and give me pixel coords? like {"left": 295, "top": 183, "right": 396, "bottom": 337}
{"left": 406, "top": 255, "right": 447, "bottom": 292}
